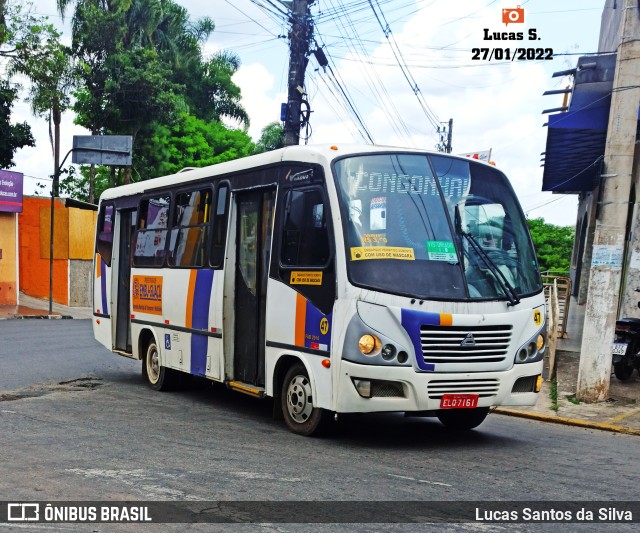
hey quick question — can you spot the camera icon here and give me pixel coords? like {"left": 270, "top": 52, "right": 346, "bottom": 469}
{"left": 502, "top": 6, "right": 524, "bottom": 25}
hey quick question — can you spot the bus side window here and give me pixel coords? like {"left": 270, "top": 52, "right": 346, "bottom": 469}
{"left": 96, "top": 204, "right": 114, "bottom": 265}
{"left": 281, "top": 188, "right": 330, "bottom": 267}
{"left": 133, "top": 195, "right": 171, "bottom": 267}
{"left": 168, "top": 188, "right": 212, "bottom": 268}
{"left": 210, "top": 184, "right": 229, "bottom": 268}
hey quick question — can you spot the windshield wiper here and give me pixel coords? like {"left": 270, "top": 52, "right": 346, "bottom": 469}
{"left": 454, "top": 205, "right": 520, "bottom": 307}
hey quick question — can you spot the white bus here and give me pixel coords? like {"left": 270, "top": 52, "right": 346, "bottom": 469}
{"left": 93, "top": 144, "right": 546, "bottom": 435}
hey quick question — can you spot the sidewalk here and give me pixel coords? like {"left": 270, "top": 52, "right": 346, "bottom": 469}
{"left": 0, "top": 293, "right": 92, "bottom": 320}
{"left": 496, "top": 297, "right": 640, "bottom": 436}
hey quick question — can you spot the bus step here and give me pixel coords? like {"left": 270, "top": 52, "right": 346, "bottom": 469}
{"left": 227, "top": 381, "right": 265, "bottom": 398}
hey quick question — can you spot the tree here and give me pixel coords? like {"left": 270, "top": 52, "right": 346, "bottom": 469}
{"left": 254, "top": 121, "right": 284, "bottom": 153}
{"left": 9, "top": 22, "right": 76, "bottom": 194}
{"left": 135, "top": 112, "right": 255, "bottom": 178}
{"left": 62, "top": 0, "right": 250, "bottom": 190}
{"left": 526, "top": 217, "right": 575, "bottom": 273}
{"left": 0, "top": 0, "right": 36, "bottom": 167}
{"left": 0, "top": 81, "right": 34, "bottom": 168}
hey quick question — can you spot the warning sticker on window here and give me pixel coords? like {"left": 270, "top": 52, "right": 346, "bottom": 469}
{"left": 426, "top": 240, "right": 457, "bottom": 262}
{"left": 350, "top": 247, "right": 415, "bottom": 261}
{"left": 290, "top": 271, "right": 323, "bottom": 285}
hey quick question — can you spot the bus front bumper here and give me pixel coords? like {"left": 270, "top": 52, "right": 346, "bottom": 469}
{"left": 336, "top": 360, "right": 543, "bottom": 413}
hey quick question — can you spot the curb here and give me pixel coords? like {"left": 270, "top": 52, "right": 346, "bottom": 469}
{"left": 495, "top": 407, "right": 640, "bottom": 436}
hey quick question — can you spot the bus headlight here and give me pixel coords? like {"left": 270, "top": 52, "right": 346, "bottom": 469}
{"left": 358, "top": 334, "right": 381, "bottom": 356}
{"left": 515, "top": 330, "right": 546, "bottom": 364}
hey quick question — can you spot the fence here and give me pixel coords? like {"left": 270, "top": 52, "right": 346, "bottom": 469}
{"left": 541, "top": 272, "right": 572, "bottom": 339}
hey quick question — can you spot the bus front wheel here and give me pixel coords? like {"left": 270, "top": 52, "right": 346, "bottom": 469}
{"left": 437, "top": 407, "right": 489, "bottom": 430}
{"left": 142, "top": 339, "right": 172, "bottom": 391}
{"left": 281, "top": 363, "right": 327, "bottom": 436}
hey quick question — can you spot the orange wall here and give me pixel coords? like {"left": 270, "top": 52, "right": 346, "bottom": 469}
{"left": 19, "top": 197, "right": 68, "bottom": 304}
{"left": 0, "top": 212, "right": 17, "bottom": 305}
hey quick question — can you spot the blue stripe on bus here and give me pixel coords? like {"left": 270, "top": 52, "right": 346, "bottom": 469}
{"left": 190, "top": 270, "right": 214, "bottom": 376}
{"left": 400, "top": 308, "right": 443, "bottom": 372}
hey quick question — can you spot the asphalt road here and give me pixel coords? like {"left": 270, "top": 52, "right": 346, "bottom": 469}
{"left": 1, "top": 320, "right": 639, "bottom": 532}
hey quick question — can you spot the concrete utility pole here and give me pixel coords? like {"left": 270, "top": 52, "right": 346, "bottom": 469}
{"left": 576, "top": 0, "right": 640, "bottom": 402}
{"left": 283, "top": 0, "right": 313, "bottom": 147}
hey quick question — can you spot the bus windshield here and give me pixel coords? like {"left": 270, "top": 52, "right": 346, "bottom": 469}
{"left": 333, "top": 153, "right": 542, "bottom": 301}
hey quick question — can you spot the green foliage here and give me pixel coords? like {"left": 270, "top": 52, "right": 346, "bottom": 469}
{"left": 62, "top": 0, "right": 251, "bottom": 198}
{"left": 136, "top": 112, "right": 255, "bottom": 178}
{"left": 0, "top": 80, "right": 35, "bottom": 168}
{"left": 526, "top": 217, "right": 575, "bottom": 273}
{"left": 254, "top": 121, "right": 284, "bottom": 153}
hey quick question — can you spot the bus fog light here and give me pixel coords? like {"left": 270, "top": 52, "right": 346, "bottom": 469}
{"left": 381, "top": 344, "right": 396, "bottom": 361}
{"left": 352, "top": 378, "right": 371, "bottom": 398}
{"left": 535, "top": 375, "right": 543, "bottom": 392}
{"left": 358, "top": 334, "right": 380, "bottom": 355}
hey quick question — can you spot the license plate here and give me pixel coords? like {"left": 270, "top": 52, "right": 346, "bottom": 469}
{"left": 440, "top": 394, "right": 479, "bottom": 409}
{"left": 613, "top": 343, "right": 628, "bottom": 356}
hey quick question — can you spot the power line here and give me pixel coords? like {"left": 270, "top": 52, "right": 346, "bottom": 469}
{"left": 367, "top": 0, "right": 441, "bottom": 132}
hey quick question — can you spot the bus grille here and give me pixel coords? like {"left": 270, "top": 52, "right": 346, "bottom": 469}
{"left": 420, "top": 324, "right": 512, "bottom": 364}
{"left": 427, "top": 378, "right": 500, "bottom": 399}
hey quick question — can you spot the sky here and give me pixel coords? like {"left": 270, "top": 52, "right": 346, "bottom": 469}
{"left": 5, "top": 0, "right": 606, "bottom": 227}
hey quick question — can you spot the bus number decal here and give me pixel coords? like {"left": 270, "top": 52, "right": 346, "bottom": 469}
{"left": 350, "top": 246, "right": 415, "bottom": 261}
{"left": 533, "top": 309, "right": 542, "bottom": 326}
{"left": 290, "top": 271, "right": 323, "bottom": 285}
{"left": 132, "top": 275, "right": 163, "bottom": 315}
{"left": 320, "top": 317, "right": 329, "bottom": 336}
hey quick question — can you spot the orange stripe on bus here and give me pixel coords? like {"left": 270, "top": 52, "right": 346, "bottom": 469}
{"left": 295, "top": 293, "right": 306, "bottom": 347}
{"left": 440, "top": 313, "right": 453, "bottom": 326}
{"left": 95, "top": 253, "right": 102, "bottom": 278}
{"left": 185, "top": 270, "right": 197, "bottom": 329}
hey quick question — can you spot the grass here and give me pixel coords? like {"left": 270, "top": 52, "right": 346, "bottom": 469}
{"left": 566, "top": 395, "right": 580, "bottom": 405}
{"left": 550, "top": 377, "right": 559, "bottom": 411}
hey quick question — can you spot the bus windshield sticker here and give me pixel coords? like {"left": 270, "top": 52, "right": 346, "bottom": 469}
{"left": 370, "top": 197, "right": 386, "bottom": 230}
{"left": 132, "top": 275, "right": 163, "bottom": 315}
{"left": 361, "top": 233, "right": 387, "bottom": 245}
{"left": 286, "top": 169, "right": 313, "bottom": 184}
{"left": 350, "top": 246, "right": 415, "bottom": 261}
{"left": 426, "top": 240, "right": 457, "bottom": 262}
{"left": 290, "top": 271, "right": 323, "bottom": 285}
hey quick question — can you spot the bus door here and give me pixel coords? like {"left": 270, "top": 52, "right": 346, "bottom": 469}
{"left": 114, "top": 208, "right": 136, "bottom": 353}
{"left": 233, "top": 189, "right": 276, "bottom": 386}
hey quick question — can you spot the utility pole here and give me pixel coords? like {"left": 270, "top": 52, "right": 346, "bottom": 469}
{"left": 576, "top": 0, "right": 640, "bottom": 402}
{"left": 283, "top": 0, "right": 313, "bottom": 147}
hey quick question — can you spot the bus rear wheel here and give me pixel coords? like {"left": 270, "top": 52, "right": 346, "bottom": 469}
{"left": 142, "top": 339, "right": 173, "bottom": 391}
{"left": 437, "top": 407, "right": 489, "bottom": 430}
{"left": 281, "top": 363, "right": 327, "bottom": 436}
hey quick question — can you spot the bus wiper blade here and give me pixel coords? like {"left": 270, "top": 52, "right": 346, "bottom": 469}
{"left": 461, "top": 230, "right": 520, "bottom": 307}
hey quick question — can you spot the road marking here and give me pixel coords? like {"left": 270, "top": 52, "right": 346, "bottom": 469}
{"left": 231, "top": 471, "right": 303, "bottom": 482}
{"left": 388, "top": 473, "right": 452, "bottom": 487}
{"left": 607, "top": 405, "right": 640, "bottom": 423}
{"left": 66, "top": 468, "right": 199, "bottom": 500}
